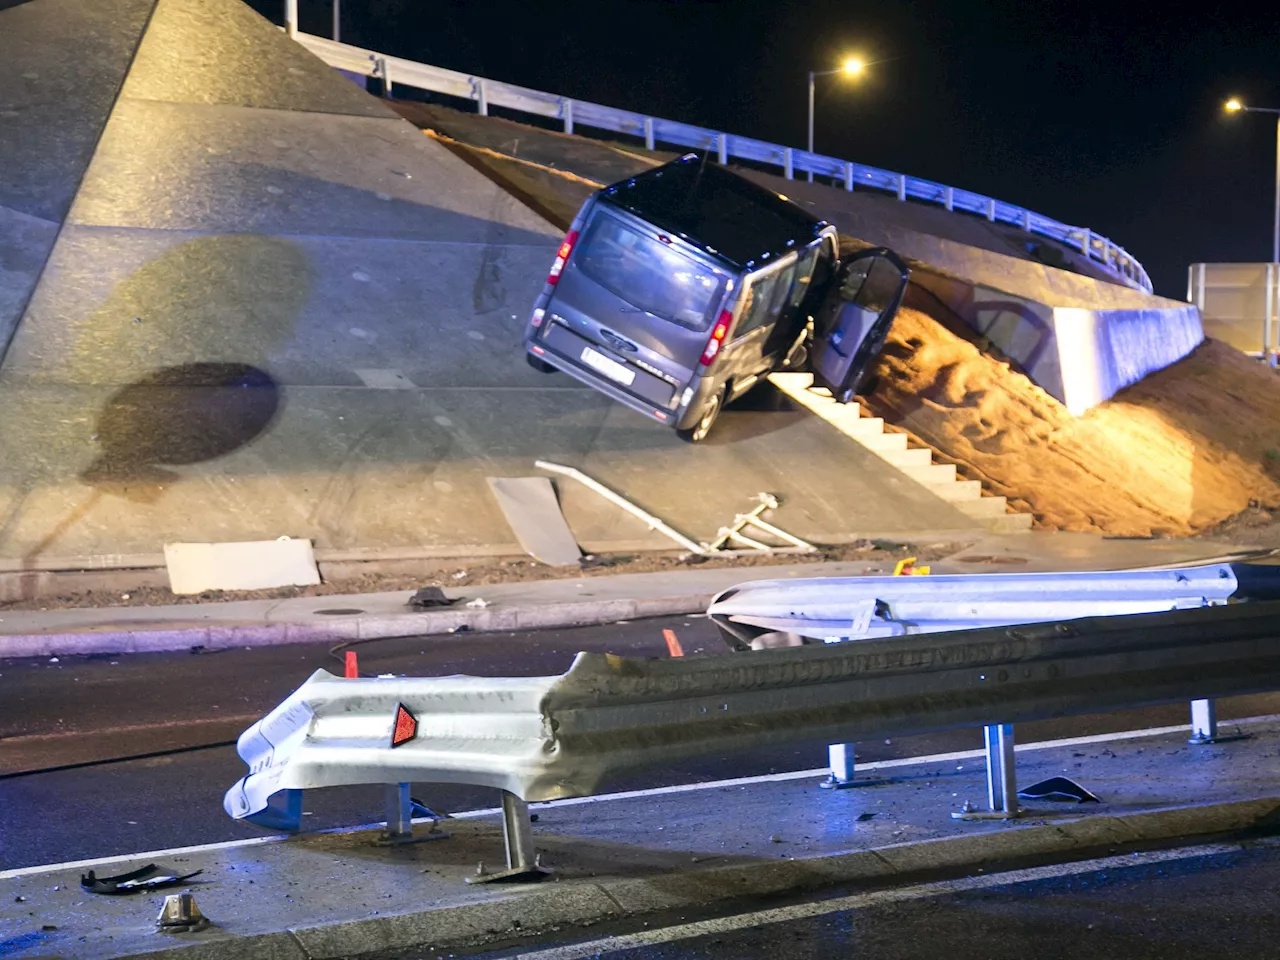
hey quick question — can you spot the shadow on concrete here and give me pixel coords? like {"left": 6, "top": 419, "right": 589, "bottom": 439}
{"left": 80, "top": 363, "right": 281, "bottom": 497}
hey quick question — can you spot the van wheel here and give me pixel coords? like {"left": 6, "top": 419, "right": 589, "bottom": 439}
{"left": 526, "top": 353, "right": 557, "bottom": 374}
{"left": 678, "top": 387, "right": 725, "bottom": 444}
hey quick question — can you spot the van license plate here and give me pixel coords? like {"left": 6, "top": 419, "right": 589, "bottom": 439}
{"left": 580, "top": 346, "right": 636, "bottom": 386}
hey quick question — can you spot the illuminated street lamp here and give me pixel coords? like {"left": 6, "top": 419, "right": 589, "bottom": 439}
{"left": 807, "top": 57, "right": 866, "bottom": 182}
{"left": 1224, "top": 97, "right": 1280, "bottom": 264}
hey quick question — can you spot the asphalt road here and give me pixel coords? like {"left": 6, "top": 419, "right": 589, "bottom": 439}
{"left": 3, "top": 615, "right": 1277, "bottom": 869}
{"left": 453, "top": 840, "right": 1280, "bottom": 960}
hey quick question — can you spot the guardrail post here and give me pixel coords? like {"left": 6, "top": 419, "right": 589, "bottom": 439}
{"left": 717, "top": 133, "right": 727, "bottom": 165}
{"left": 562, "top": 98, "right": 574, "bottom": 135}
{"left": 383, "top": 782, "right": 413, "bottom": 840}
{"left": 476, "top": 77, "right": 488, "bottom": 116}
{"left": 843, "top": 162, "right": 854, "bottom": 191}
{"left": 1188, "top": 699, "right": 1249, "bottom": 745}
{"left": 783, "top": 148, "right": 794, "bottom": 180}
{"left": 952, "top": 723, "right": 1020, "bottom": 820}
{"left": 1021, "top": 209, "right": 1032, "bottom": 231}
{"left": 467, "top": 792, "right": 552, "bottom": 883}
{"left": 821, "top": 743, "right": 891, "bottom": 790}
{"left": 284, "top": 0, "right": 297, "bottom": 37}
{"left": 377, "top": 782, "right": 449, "bottom": 846}
{"left": 643, "top": 117, "right": 655, "bottom": 151}
{"left": 377, "top": 57, "right": 392, "bottom": 98}
{"left": 896, "top": 174, "right": 906, "bottom": 201}
{"left": 986, "top": 198, "right": 996, "bottom": 221}
{"left": 1080, "top": 229, "right": 1091, "bottom": 255}
{"left": 944, "top": 186, "right": 954, "bottom": 211}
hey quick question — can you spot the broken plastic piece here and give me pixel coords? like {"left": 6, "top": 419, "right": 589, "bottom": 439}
{"left": 407, "top": 586, "right": 458, "bottom": 609}
{"left": 81, "top": 864, "right": 203, "bottom": 896}
{"left": 465, "top": 597, "right": 489, "bottom": 608}
{"left": 1016, "top": 776, "right": 1100, "bottom": 803}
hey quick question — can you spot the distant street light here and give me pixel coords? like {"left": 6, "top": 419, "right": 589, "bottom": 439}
{"left": 1224, "top": 97, "right": 1280, "bottom": 265}
{"left": 807, "top": 57, "right": 867, "bottom": 182}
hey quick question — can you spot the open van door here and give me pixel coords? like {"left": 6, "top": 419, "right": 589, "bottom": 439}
{"left": 809, "top": 248, "right": 910, "bottom": 404}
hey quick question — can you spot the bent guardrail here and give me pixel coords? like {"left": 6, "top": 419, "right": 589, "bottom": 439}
{"left": 226, "top": 599, "right": 1280, "bottom": 827}
{"left": 705, "top": 562, "right": 1275, "bottom": 650}
{"left": 284, "top": 28, "right": 1152, "bottom": 294}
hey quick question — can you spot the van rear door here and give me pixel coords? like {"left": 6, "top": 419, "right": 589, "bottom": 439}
{"left": 542, "top": 206, "right": 732, "bottom": 386}
{"left": 810, "top": 248, "right": 910, "bottom": 404}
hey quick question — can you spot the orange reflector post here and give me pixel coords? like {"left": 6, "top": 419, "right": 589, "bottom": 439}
{"left": 391, "top": 704, "right": 417, "bottom": 748}
{"left": 344, "top": 650, "right": 359, "bottom": 678}
{"left": 662, "top": 629, "right": 685, "bottom": 658}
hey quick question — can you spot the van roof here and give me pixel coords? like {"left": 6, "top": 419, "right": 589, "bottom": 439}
{"left": 599, "top": 155, "right": 830, "bottom": 270}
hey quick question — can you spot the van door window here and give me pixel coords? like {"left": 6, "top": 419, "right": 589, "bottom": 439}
{"left": 573, "top": 212, "right": 726, "bottom": 331}
{"left": 735, "top": 262, "right": 797, "bottom": 339}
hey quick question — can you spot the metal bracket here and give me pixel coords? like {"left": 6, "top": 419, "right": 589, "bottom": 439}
{"left": 705, "top": 494, "right": 817, "bottom": 556}
{"left": 1187, "top": 699, "right": 1250, "bottom": 745}
{"left": 465, "top": 792, "right": 552, "bottom": 884}
{"left": 820, "top": 742, "right": 893, "bottom": 789}
{"left": 952, "top": 724, "right": 1023, "bottom": 820}
{"left": 375, "top": 783, "right": 449, "bottom": 846}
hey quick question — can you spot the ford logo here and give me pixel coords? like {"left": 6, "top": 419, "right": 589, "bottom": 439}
{"left": 600, "top": 329, "right": 638, "bottom": 352}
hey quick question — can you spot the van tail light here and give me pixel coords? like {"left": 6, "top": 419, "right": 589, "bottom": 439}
{"left": 699, "top": 310, "right": 733, "bottom": 367}
{"left": 547, "top": 230, "right": 579, "bottom": 285}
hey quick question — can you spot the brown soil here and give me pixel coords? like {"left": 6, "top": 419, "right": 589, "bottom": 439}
{"left": 862, "top": 290, "right": 1280, "bottom": 536}
{"left": 0, "top": 540, "right": 962, "bottom": 612}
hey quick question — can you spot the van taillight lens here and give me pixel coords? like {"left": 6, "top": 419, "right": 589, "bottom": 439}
{"left": 547, "top": 230, "right": 579, "bottom": 285}
{"left": 699, "top": 310, "right": 732, "bottom": 367}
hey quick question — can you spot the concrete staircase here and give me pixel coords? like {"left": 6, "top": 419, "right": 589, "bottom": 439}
{"left": 769, "top": 373, "right": 1033, "bottom": 534}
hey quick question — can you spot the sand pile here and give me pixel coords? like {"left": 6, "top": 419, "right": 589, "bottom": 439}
{"left": 862, "top": 291, "right": 1280, "bottom": 535}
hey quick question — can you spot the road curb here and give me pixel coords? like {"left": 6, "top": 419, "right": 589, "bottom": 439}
{"left": 0, "top": 593, "right": 713, "bottom": 658}
{"left": 120, "top": 796, "right": 1280, "bottom": 960}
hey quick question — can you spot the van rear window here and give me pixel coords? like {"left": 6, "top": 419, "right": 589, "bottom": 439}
{"left": 574, "top": 212, "right": 726, "bottom": 331}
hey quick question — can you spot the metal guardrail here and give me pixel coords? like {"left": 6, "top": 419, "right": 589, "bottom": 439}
{"left": 706, "top": 563, "right": 1252, "bottom": 649}
{"left": 227, "top": 599, "right": 1280, "bottom": 823}
{"left": 287, "top": 29, "right": 1153, "bottom": 295}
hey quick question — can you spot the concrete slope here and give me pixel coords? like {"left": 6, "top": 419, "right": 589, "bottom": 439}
{"left": 0, "top": 0, "right": 158, "bottom": 355}
{"left": 0, "top": 0, "right": 986, "bottom": 562}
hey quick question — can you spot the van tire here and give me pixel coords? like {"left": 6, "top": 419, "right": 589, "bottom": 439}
{"left": 677, "top": 386, "right": 725, "bottom": 444}
{"left": 526, "top": 353, "right": 557, "bottom": 374}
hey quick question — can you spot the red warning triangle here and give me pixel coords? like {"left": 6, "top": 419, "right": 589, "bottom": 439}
{"left": 390, "top": 703, "right": 417, "bottom": 747}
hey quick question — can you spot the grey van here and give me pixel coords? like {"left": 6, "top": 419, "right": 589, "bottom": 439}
{"left": 524, "top": 154, "right": 909, "bottom": 442}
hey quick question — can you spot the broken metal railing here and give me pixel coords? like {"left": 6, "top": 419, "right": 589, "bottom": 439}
{"left": 226, "top": 598, "right": 1280, "bottom": 877}
{"left": 535, "top": 461, "right": 814, "bottom": 557}
{"left": 707, "top": 563, "right": 1280, "bottom": 803}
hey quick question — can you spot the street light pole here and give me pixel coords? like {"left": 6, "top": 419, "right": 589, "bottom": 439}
{"left": 807, "top": 71, "right": 816, "bottom": 183}
{"left": 806, "top": 57, "right": 865, "bottom": 184}
{"left": 333, "top": 0, "right": 340, "bottom": 42}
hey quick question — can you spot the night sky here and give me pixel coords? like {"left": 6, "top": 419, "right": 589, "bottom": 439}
{"left": 261, "top": 0, "right": 1280, "bottom": 298}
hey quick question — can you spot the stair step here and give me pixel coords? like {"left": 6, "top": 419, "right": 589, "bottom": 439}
{"left": 954, "top": 496, "right": 1017, "bottom": 519}
{"left": 986, "top": 512, "right": 1036, "bottom": 533}
{"left": 920, "top": 479, "right": 984, "bottom": 502}
{"left": 897, "top": 463, "right": 959, "bottom": 485}
{"left": 856, "top": 432, "right": 909, "bottom": 452}
{"left": 875, "top": 446, "right": 932, "bottom": 467}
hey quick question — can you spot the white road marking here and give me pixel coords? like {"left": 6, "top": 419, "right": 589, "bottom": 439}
{"left": 513, "top": 839, "right": 1278, "bottom": 960}
{"left": 2, "top": 713, "right": 1273, "bottom": 880}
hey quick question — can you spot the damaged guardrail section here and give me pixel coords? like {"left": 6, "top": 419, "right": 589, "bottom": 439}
{"left": 226, "top": 600, "right": 1280, "bottom": 825}
{"left": 705, "top": 563, "right": 1266, "bottom": 649}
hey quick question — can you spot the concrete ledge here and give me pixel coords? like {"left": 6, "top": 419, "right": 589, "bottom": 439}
{"left": 94, "top": 796, "right": 1280, "bottom": 960}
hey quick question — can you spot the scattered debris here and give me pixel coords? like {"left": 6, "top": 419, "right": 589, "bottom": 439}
{"left": 855, "top": 812, "right": 877, "bottom": 822}
{"left": 407, "top": 586, "right": 458, "bottom": 609}
{"left": 80, "top": 864, "right": 203, "bottom": 896}
{"left": 1017, "top": 776, "right": 1101, "bottom": 804}
{"left": 465, "top": 597, "right": 489, "bottom": 609}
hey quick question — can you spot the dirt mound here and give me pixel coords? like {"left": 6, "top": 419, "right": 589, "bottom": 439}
{"left": 863, "top": 292, "right": 1280, "bottom": 536}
